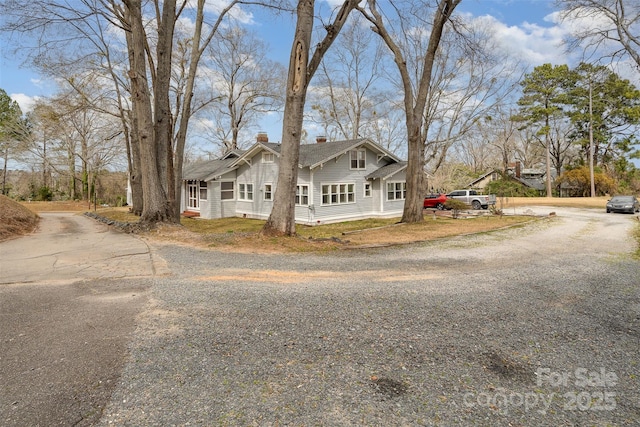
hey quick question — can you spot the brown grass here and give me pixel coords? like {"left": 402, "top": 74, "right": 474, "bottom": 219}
{"left": 0, "top": 195, "right": 40, "bottom": 242}
{"left": 122, "top": 210, "right": 535, "bottom": 253}
{"left": 20, "top": 200, "right": 94, "bottom": 213}
{"left": 1, "top": 196, "right": 614, "bottom": 252}
{"left": 496, "top": 196, "right": 609, "bottom": 209}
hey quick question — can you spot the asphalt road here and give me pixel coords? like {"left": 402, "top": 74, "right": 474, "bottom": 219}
{"left": 0, "top": 213, "right": 159, "bottom": 426}
{"left": 1, "top": 207, "right": 639, "bottom": 426}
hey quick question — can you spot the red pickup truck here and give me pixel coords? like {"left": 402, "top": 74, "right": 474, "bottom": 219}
{"left": 423, "top": 193, "right": 448, "bottom": 210}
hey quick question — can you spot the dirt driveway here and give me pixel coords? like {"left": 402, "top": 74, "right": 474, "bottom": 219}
{"left": 0, "top": 213, "right": 162, "bottom": 426}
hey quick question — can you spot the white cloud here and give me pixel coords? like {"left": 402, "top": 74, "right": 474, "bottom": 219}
{"left": 10, "top": 93, "right": 39, "bottom": 113}
{"left": 201, "top": 0, "right": 254, "bottom": 25}
{"left": 470, "top": 13, "right": 577, "bottom": 68}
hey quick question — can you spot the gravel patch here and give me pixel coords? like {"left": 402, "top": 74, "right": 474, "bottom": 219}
{"left": 99, "top": 208, "right": 640, "bottom": 426}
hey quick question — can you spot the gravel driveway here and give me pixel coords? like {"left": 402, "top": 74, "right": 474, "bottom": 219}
{"left": 92, "top": 207, "right": 638, "bottom": 426}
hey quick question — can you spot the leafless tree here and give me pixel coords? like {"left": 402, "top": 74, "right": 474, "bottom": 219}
{"left": 199, "top": 25, "right": 286, "bottom": 153}
{"left": 2, "top": 0, "right": 265, "bottom": 223}
{"left": 557, "top": 0, "right": 640, "bottom": 70}
{"left": 262, "top": 0, "right": 362, "bottom": 236}
{"left": 309, "top": 14, "right": 403, "bottom": 150}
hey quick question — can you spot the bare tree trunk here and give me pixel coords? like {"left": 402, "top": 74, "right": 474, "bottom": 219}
{"left": 126, "top": 0, "right": 171, "bottom": 223}
{"left": 68, "top": 146, "right": 76, "bottom": 199}
{"left": 263, "top": 0, "right": 361, "bottom": 236}
{"left": 154, "top": 0, "right": 177, "bottom": 221}
{"left": 361, "top": 0, "right": 460, "bottom": 223}
{"left": 172, "top": 0, "right": 240, "bottom": 221}
{"left": 122, "top": 15, "right": 144, "bottom": 215}
{"left": 2, "top": 145, "right": 8, "bottom": 195}
{"left": 262, "top": 1, "right": 314, "bottom": 237}
{"left": 128, "top": 112, "right": 144, "bottom": 215}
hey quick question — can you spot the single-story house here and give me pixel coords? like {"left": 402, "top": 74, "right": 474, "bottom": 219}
{"left": 180, "top": 134, "right": 408, "bottom": 224}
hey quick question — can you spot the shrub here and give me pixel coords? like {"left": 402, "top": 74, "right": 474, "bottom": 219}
{"left": 445, "top": 199, "right": 469, "bottom": 219}
{"left": 37, "top": 186, "right": 53, "bottom": 201}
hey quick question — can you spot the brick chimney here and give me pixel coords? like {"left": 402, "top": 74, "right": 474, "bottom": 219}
{"left": 256, "top": 132, "right": 268, "bottom": 143}
{"left": 316, "top": 135, "right": 327, "bottom": 144}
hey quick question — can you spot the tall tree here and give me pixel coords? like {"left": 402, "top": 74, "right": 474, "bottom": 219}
{"left": 512, "top": 64, "right": 574, "bottom": 197}
{"left": 201, "top": 25, "right": 286, "bottom": 153}
{"left": 263, "top": 0, "right": 362, "bottom": 236}
{"left": 568, "top": 62, "right": 640, "bottom": 168}
{"left": 2, "top": 0, "right": 248, "bottom": 223}
{"left": 357, "top": 0, "right": 462, "bottom": 223}
{"left": 310, "top": 14, "right": 392, "bottom": 143}
{"left": 0, "top": 89, "right": 26, "bottom": 195}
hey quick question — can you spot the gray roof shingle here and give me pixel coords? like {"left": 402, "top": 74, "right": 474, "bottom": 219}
{"left": 182, "top": 156, "right": 238, "bottom": 181}
{"left": 365, "top": 161, "right": 407, "bottom": 180}
{"left": 254, "top": 138, "right": 400, "bottom": 168}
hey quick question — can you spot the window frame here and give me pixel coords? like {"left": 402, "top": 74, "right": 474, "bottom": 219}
{"left": 238, "top": 183, "right": 254, "bottom": 201}
{"left": 386, "top": 181, "right": 406, "bottom": 201}
{"left": 349, "top": 149, "right": 366, "bottom": 170}
{"left": 264, "top": 183, "right": 273, "bottom": 201}
{"left": 321, "top": 182, "right": 356, "bottom": 206}
{"left": 363, "top": 182, "right": 372, "bottom": 198}
{"left": 295, "top": 184, "right": 309, "bottom": 206}
{"left": 262, "top": 152, "right": 275, "bottom": 163}
{"left": 199, "top": 181, "right": 208, "bottom": 201}
{"left": 220, "top": 181, "right": 234, "bottom": 201}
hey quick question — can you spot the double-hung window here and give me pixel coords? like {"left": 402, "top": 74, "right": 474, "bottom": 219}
{"left": 321, "top": 183, "right": 355, "bottom": 205}
{"left": 264, "top": 184, "right": 273, "bottom": 201}
{"left": 221, "top": 181, "right": 234, "bottom": 200}
{"left": 386, "top": 182, "right": 406, "bottom": 201}
{"left": 238, "top": 183, "right": 253, "bottom": 201}
{"left": 363, "top": 182, "right": 371, "bottom": 198}
{"left": 350, "top": 149, "right": 366, "bottom": 170}
{"left": 199, "top": 181, "right": 208, "bottom": 200}
{"left": 262, "top": 152, "right": 275, "bottom": 163}
{"left": 296, "top": 185, "right": 309, "bottom": 205}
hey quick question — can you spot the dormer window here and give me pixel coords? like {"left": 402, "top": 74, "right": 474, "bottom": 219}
{"left": 262, "top": 152, "right": 275, "bottom": 163}
{"left": 350, "top": 149, "right": 366, "bottom": 170}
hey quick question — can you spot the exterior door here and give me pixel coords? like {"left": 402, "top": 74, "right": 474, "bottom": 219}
{"left": 187, "top": 181, "right": 199, "bottom": 210}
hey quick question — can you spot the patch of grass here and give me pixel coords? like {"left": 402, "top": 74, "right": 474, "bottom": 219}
{"left": 94, "top": 207, "right": 138, "bottom": 222}
{"left": 181, "top": 216, "right": 265, "bottom": 234}
{"left": 633, "top": 221, "right": 640, "bottom": 259}
{"left": 98, "top": 210, "right": 533, "bottom": 252}
{"left": 297, "top": 217, "right": 399, "bottom": 239}
{"left": 20, "top": 200, "right": 92, "bottom": 212}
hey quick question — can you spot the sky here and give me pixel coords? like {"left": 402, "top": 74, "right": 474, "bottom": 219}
{"left": 1, "top": 0, "right": 638, "bottom": 144}
{"left": 0, "top": 1, "right": 562, "bottom": 111}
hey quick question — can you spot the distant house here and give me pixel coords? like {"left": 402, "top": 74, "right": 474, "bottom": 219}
{"left": 467, "top": 162, "right": 548, "bottom": 196}
{"left": 180, "top": 134, "right": 408, "bottom": 224}
{"left": 467, "top": 170, "right": 500, "bottom": 190}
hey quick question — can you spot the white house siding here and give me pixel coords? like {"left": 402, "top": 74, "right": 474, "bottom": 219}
{"left": 234, "top": 150, "right": 279, "bottom": 219}
{"left": 370, "top": 179, "right": 383, "bottom": 213}
{"left": 381, "top": 171, "right": 408, "bottom": 214}
{"left": 201, "top": 170, "right": 237, "bottom": 219}
{"left": 203, "top": 181, "right": 221, "bottom": 219}
{"left": 307, "top": 147, "right": 398, "bottom": 223}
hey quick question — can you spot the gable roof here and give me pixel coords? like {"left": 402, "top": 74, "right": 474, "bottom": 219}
{"left": 182, "top": 156, "right": 239, "bottom": 181}
{"left": 230, "top": 138, "right": 402, "bottom": 170}
{"left": 366, "top": 161, "right": 407, "bottom": 180}
{"left": 299, "top": 139, "right": 400, "bottom": 169}
{"left": 467, "top": 169, "right": 498, "bottom": 187}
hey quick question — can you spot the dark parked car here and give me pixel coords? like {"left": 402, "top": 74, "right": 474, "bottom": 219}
{"left": 606, "top": 195, "right": 640, "bottom": 214}
{"left": 423, "top": 193, "right": 448, "bottom": 210}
